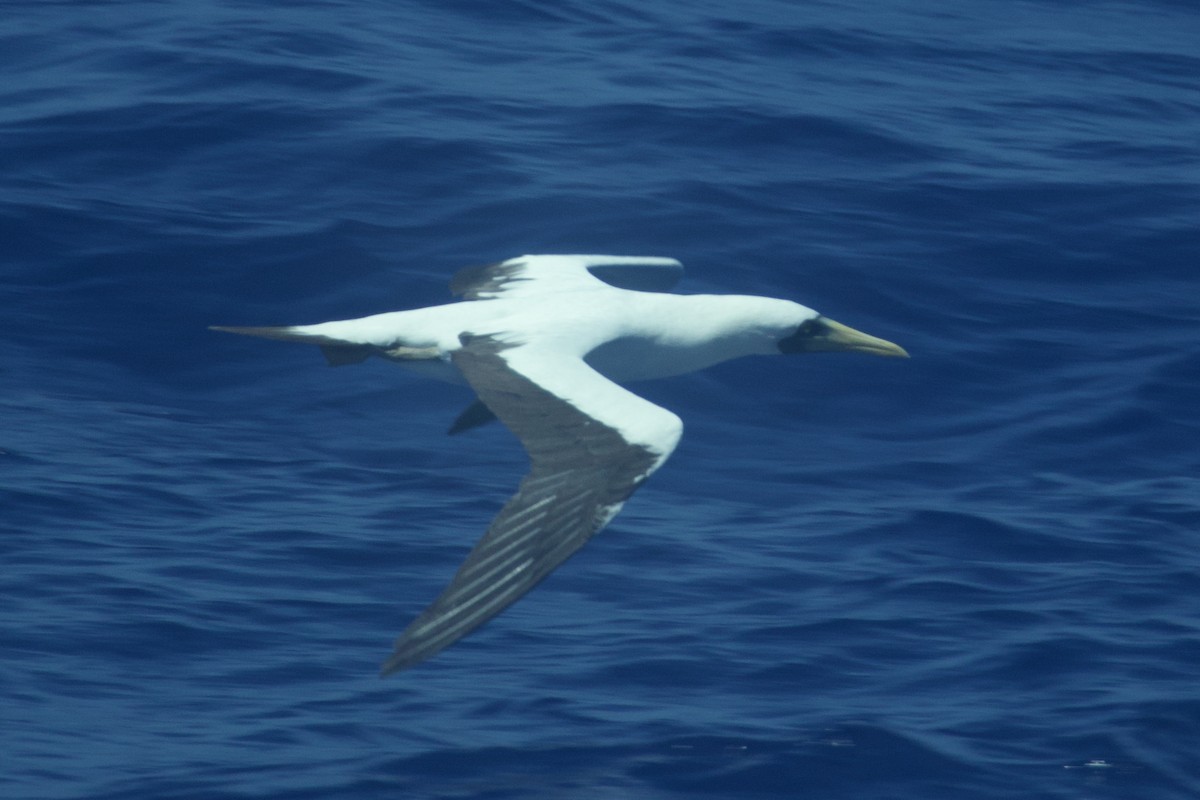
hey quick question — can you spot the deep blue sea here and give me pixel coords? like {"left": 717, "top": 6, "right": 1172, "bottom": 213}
{"left": 4, "top": 1, "right": 1199, "bottom": 798}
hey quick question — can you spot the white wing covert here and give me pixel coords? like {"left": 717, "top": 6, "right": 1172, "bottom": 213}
{"left": 450, "top": 254, "right": 684, "bottom": 300}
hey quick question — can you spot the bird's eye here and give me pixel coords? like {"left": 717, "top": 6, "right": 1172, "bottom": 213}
{"left": 796, "top": 319, "right": 821, "bottom": 337}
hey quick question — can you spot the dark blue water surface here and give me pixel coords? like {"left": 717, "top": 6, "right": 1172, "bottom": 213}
{"left": 4, "top": 1, "right": 1199, "bottom": 798}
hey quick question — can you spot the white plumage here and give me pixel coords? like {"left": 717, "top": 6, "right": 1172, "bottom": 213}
{"left": 213, "top": 254, "right": 907, "bottom": 674}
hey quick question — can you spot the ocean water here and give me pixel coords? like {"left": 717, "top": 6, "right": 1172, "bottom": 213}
{"left": 4, "top": 0, "right": 1199, "bottom": 797}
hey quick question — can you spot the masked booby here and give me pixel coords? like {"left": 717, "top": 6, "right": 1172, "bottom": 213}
{"left": 212, "top": 254, "right": 907, "bottom": 675}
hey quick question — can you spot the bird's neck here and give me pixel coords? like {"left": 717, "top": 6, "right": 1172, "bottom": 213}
{"left": 587, "top": 294, "right": 805, "bottom": 381}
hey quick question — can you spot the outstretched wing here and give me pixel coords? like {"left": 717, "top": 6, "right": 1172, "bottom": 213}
{"left": 381, "top": 334, "right": 683, "bottom": 674}
{"left": 450, "top": 254, "right": 684, "bottom": 300}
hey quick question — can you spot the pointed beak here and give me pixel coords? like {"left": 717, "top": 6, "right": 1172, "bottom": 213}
{"left": 810, "top": 317, "right": 909, "bottom": 358}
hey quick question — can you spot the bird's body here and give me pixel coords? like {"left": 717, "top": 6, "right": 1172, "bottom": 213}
{"left": 213, "top": 254, "right": 907, "bottom": 674}
{"left": 274, "top": 282, "right": 817, "bottom": 383}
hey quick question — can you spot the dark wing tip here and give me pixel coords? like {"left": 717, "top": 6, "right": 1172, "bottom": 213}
{"left": 380, "top": 648, "right": 425, "bottom": 677}
{"left": 449, "top": 261, "right": 522, "bottom": 299}
{"left": 447, "top": 398, "right": 498, "bottom": 435}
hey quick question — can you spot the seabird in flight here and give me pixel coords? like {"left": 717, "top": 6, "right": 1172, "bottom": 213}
{"left": 212, "top": 254, "right": 908, "bottom": 674}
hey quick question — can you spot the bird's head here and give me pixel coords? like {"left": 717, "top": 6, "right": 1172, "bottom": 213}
{"left": 778, "top": 315, "right": 909, "bottom": 358}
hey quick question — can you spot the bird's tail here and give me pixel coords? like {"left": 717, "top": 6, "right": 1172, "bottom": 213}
{"left": 210, "top": 325, "right": 372, "bottom": 366}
